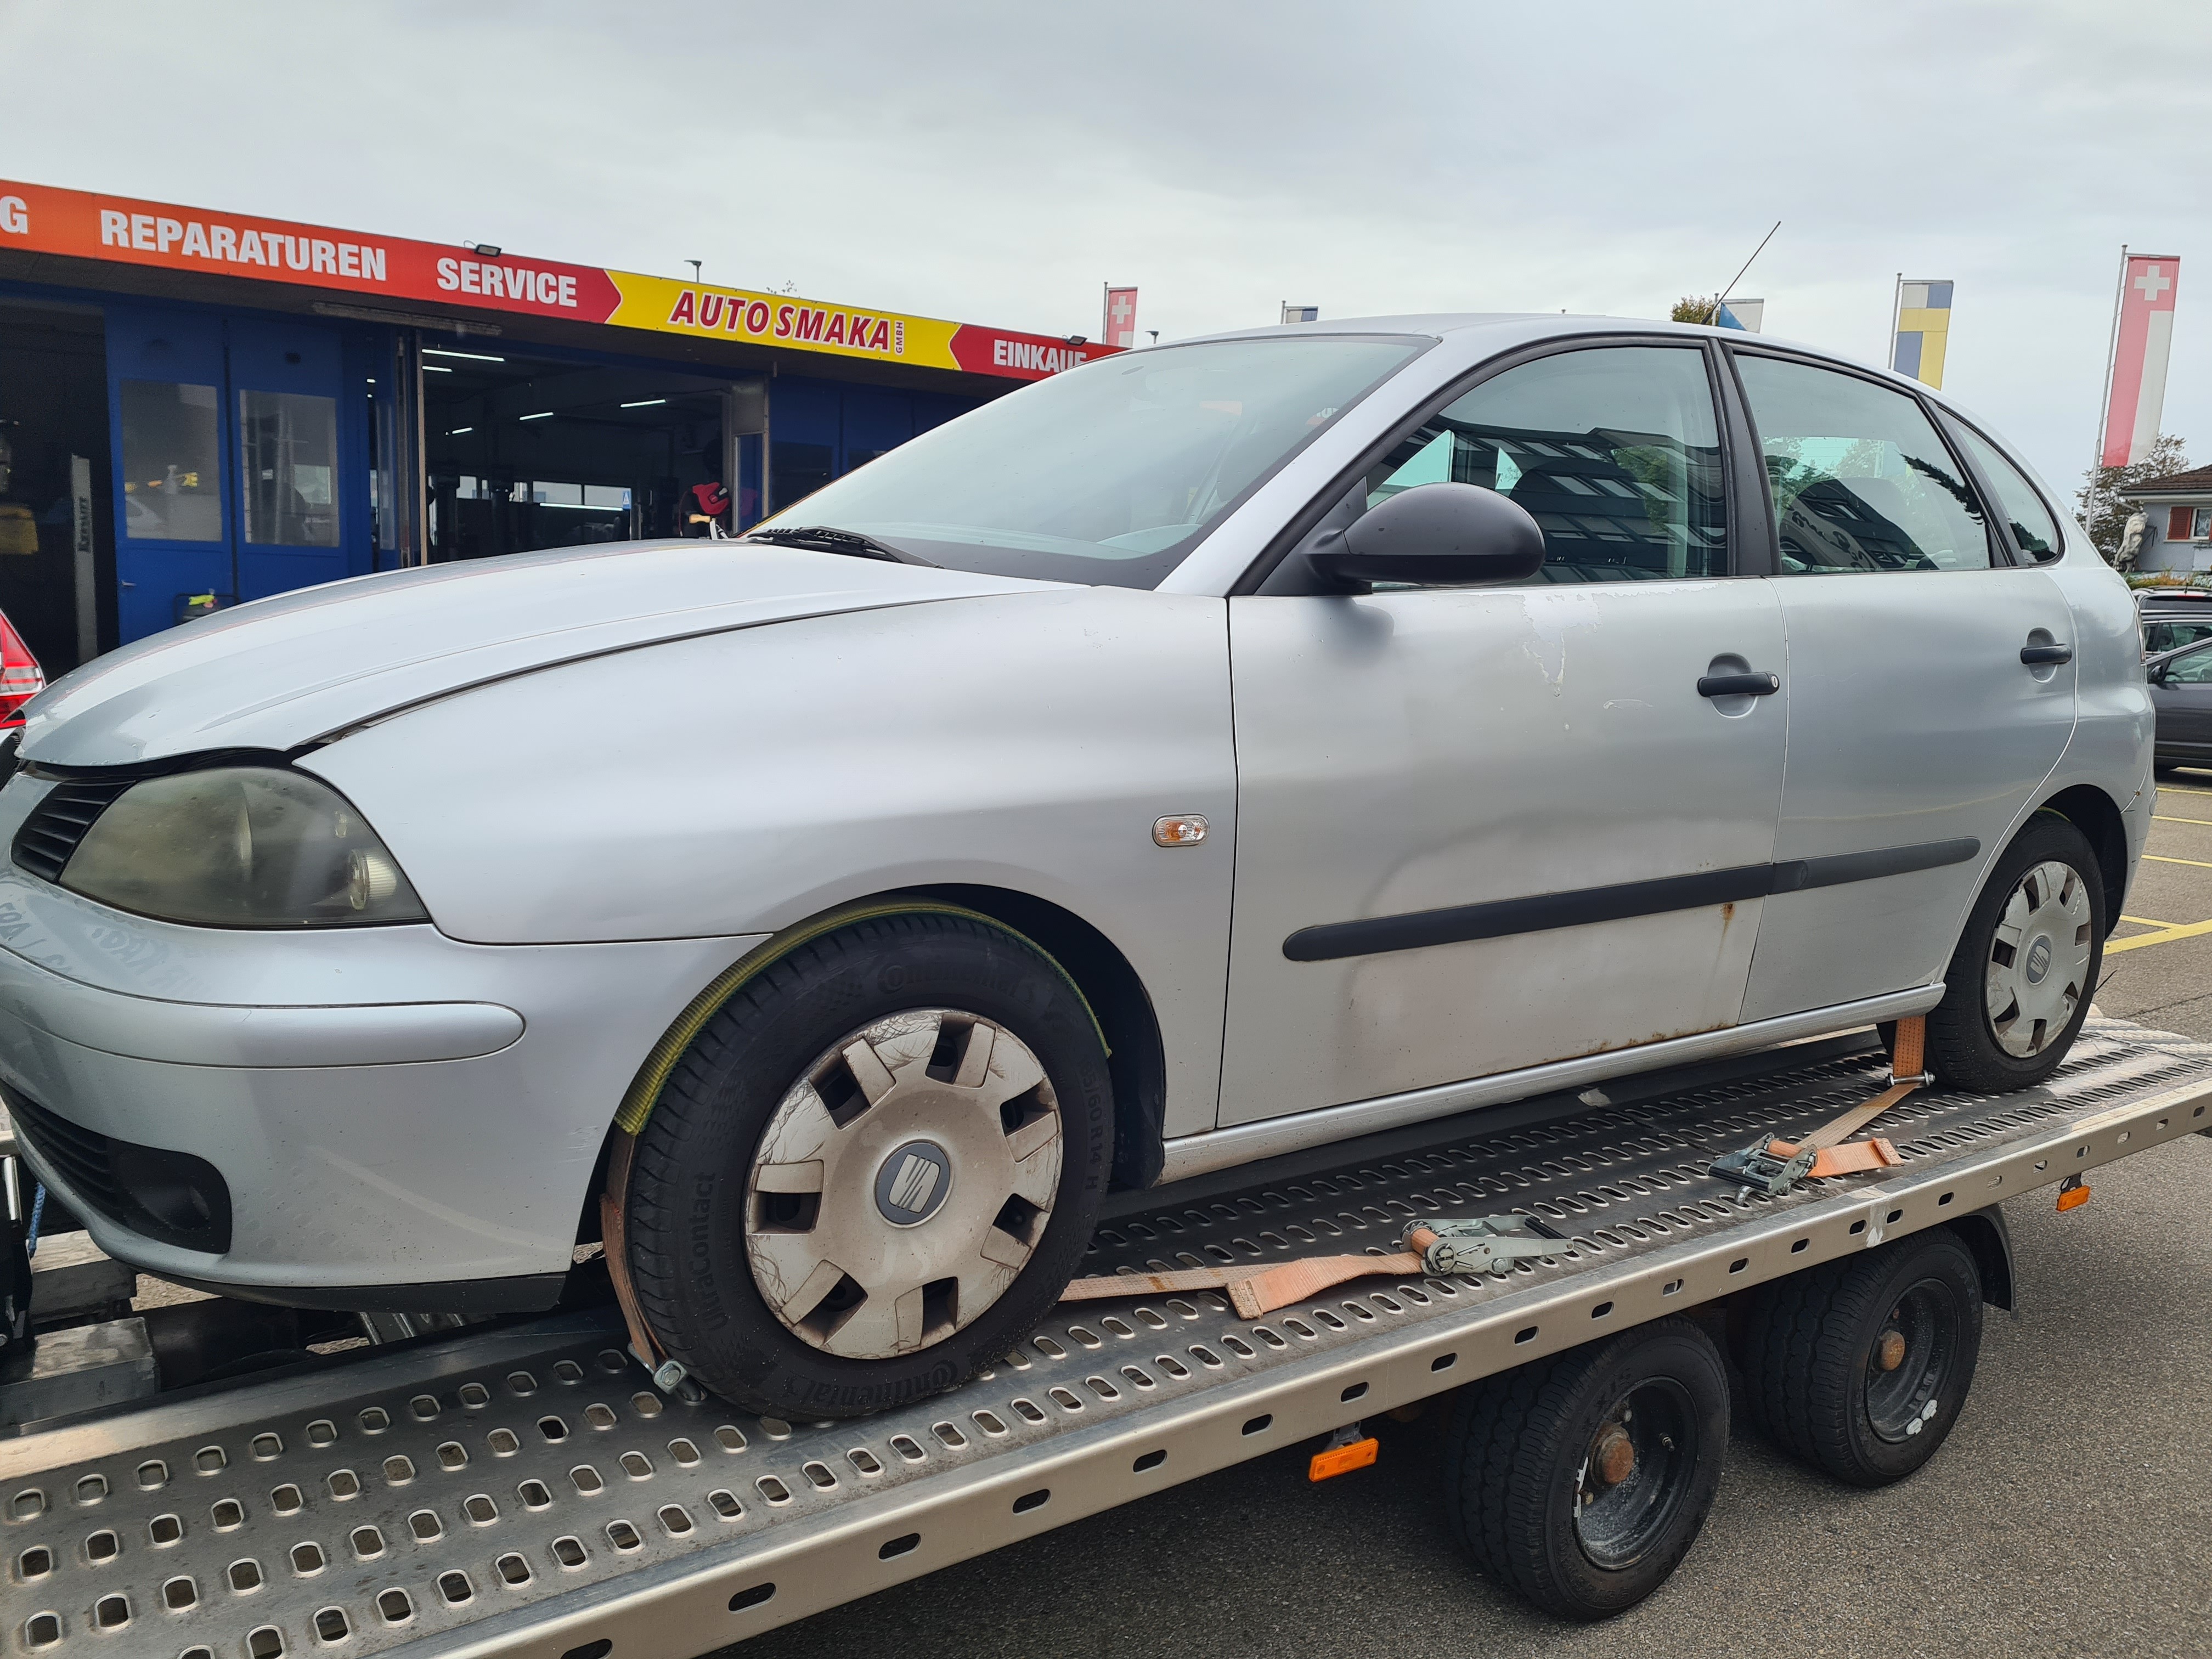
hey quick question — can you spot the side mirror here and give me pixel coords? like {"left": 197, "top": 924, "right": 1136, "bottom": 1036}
{"left": 1306, "top": 482, "right": 1546, "bottom": 589}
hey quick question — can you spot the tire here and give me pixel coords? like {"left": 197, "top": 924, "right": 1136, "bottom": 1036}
{"left": 1922, "top": 813, "right": 2104, "bottom": 1093}
{"left": 1741, "top": 1229, "right": 1983, "bottom": 1488}
{"left": 1444, "top": 1318, "right": 1729, "bottom": 1621}
{"left": 623, "top": 910, "right": 1114, "bottom": 1419}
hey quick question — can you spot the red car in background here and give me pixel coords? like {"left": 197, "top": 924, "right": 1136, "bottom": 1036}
{"left": 0, "top": 612, "right": 44, "bottom": 731}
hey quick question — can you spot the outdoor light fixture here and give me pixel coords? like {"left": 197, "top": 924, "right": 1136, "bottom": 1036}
{"left": 519, "top": 411, "right": 554, "bottom": 421}
{"left": 421, "top": 364, "right": 453, "bottom": 373}
{"left": 424, "top": 348, "right": 507, "bottom": 363}
{"left": 468, "top": 242, "right": 504, "bottom": 258}
{"left": 449, "top": 427, "right": 473, "bottom": 435}
{"left": 619, "top": 398, "right": 667, "bottom": 409}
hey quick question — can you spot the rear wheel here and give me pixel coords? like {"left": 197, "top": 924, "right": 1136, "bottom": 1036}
{"left": 1922, "top": 814, "right": 2103, "bottom": 1092}
{"left": 1444, "top": 1318, "right": 1728, "bottom": 1621}
{"left": 623, "top": 910, "right": 1113, "bottom": 1418}
{"left": 1741, "top": 1229, "right": 1983, "bottom": 1488}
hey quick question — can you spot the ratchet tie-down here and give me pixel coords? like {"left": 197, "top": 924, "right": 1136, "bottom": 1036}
{"left": 599, "top": 1132, "right": 708, "bottom": 1402}
{"left": 1062, "top": 1212, "right": 1571, "bottom": 1320}
{"left": 1704, "top": 1014, "right": 1928, "bottom": 1195}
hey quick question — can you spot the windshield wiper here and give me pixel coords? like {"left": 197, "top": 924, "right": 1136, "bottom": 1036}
{"left": 740, "top": 525, "right": 936, "bottom": 567}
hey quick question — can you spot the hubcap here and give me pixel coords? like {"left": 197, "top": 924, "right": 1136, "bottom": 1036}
{"left": 744, "top": 1009, "right": 1063, "bottom": 1359}
{"left": 1985, "top": 859, "right": 2093, "bottom": 1058}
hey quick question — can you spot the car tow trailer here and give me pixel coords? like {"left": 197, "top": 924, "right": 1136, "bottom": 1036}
{"left": 3, "top": 1015, "right": 2209, "bottom": 1658}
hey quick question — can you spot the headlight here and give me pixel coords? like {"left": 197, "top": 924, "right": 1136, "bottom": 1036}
{"left": 58, "top": 766, "right": 430, "bottom": 928}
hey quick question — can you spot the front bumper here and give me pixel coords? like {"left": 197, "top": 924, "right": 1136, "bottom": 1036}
{"left": 0, "top": 827, "right": 764, "bottom": 1303}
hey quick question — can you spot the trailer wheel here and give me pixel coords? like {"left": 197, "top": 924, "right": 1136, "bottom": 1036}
{"left": 623, "top": 910, "right": 1113, "bottom": 1419}
{"left": 1444, "top": 1317, "right": 1728, "bottom": 1621}
{"left": 1742, "top": 1229, "right": 1983, "bottom": 1488}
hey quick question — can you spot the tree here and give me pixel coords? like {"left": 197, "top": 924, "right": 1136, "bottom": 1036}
{"left": 2076, "top": 433, "right": 2191, "bottom": 563}
{"left": 1672, "top": 295, "right": 1718, "bottom": 324}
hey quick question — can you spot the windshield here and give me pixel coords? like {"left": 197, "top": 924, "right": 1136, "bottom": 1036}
{"left": 751, "top": 335, "right": 1426, "bottom": 587}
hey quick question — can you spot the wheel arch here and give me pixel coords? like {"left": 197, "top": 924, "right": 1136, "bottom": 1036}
{"left": 594, "top": 887, "right": 1169, "bottom": 1222}
{"left": 910, "top": 883, "right": 1168, "bottom": 1192}
{"left": 2033, "top": 783, "right": 2129, "bottom": 934}
{"left": 1944, "top": 1206, "right": 2016, "bottom": 1311}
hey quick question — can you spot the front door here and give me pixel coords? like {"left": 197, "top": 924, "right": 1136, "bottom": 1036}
{"left": 1729, "top": 351, "right": 2080, "bottom": 1022}
{"left": 106, "top": 307, "right": 364, "bottom": 642}
{"left": 1218, "top": 343, "right": 1790, "bottom": 1126}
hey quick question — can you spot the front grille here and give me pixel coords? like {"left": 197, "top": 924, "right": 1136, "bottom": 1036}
{"left": 7, "top": 1087, "right": 233, "bottom": 1253}
{"left": 11, "top": 780, "right": 129, "bottom": 883}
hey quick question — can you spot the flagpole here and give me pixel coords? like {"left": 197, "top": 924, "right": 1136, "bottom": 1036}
{"left": 2097, "top": 244, "right": 2128, "bottom": 470}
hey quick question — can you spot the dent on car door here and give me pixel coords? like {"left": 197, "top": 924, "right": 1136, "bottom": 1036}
{"left": 1217, "top": 343, "right": 1790, "bottom": 1127}
{"left": 2152, "top": 642, "right": 2212, "bottom": 755}
{"left": 1729, "top": 353, "right": 2080, "bottom": 1022}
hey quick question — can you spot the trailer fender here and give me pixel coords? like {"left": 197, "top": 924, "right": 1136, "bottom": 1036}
{"left": 1945, "top": 1206, "right": 2016, "bottom": 1311}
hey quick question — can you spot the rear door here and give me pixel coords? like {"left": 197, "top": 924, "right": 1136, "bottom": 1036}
{"left": 1729, "top": 351, "right": 2079, "bottom": 1022}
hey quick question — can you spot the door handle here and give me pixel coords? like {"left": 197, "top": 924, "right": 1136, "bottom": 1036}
{"left": 1697, "top": 671, "right": 1780, "bottom": 697}
{"left": 2021, "top": 643, "right": 2073, "bottom": 665}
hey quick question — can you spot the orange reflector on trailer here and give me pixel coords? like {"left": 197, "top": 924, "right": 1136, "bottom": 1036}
{"left": 2057, "top": 1182, "right": 2091, "bottom": 1212}
{"left": 1308, "top": 1436, "right": 1379, "bottom": 1482}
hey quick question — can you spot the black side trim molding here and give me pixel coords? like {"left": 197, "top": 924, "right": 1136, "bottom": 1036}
{"left": 1282, "top": 837, "right": 1980, "bottom": 963}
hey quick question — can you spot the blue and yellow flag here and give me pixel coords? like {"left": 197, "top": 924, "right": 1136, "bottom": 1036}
{"left": 1891, "top": 280, "right": 1953, "bottom": 388}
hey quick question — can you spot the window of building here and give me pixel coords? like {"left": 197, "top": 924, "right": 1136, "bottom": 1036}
{"left": 1361, "top": 346, "right": 1726, "bottom": 581}
{"left": 1949, "top": 421, "right": 2061, "bottom": 560}
{"left": 119, "top": 380, "right": 223, "bottom": 541}
{"left": 1735, "top": 354, "right": 1990, "bottom": 573}
{"left": 2193, "top": 507, "right": 2212, "bottom": 540}
{"left": 238, "top": 389, "right": 340, "bottom": 547}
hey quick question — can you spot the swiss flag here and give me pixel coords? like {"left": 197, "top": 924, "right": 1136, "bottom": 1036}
{"left": 1103, "top": 286, "right": 1138, "bottom": 350}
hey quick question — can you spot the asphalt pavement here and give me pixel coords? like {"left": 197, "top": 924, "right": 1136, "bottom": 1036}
{"left": 738, "top": 778, "right": 2212, "bottom": 1659}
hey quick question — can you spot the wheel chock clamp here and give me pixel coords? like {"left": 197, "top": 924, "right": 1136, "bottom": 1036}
{"left": 1709, "top": 1015, "right": 1926, "bottom": 1195}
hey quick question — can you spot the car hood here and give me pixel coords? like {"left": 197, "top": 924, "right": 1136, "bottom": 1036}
{"left": 22, "top": 540, "right": 1059, "bottom": 768}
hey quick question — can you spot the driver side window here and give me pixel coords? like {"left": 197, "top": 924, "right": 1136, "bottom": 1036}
{"left": 2166, "top": 647, "right": 2212, "bottom": 685}
{"left": 1363, "top": 346, "right": 1728, "bottom": 582}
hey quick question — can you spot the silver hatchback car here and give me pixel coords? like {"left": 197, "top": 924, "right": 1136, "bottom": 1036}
{"left": 0, "top": 316, "right": 2149, "bottom": 1417}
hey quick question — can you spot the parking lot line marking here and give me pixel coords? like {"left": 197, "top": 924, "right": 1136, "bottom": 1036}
{"left": 2156, "top": 783, "right": 2212, "bottom": 797}
{"left": 2122, "top": 914, "right": 2179, "bottom": 928}
{"left": 2107, "top": 916, "right": 2212, "bottom": 955}
{"left": 2144, "top": 854, "right": 2212, "bottom": 871}
{"left": 2152, "top": 815, "right": 2212, "bottom": 827}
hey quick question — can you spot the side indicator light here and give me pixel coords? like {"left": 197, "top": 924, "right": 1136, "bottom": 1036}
{"left": 1152, "top": 815, "right": 1208, "bottom": 848}
{"left": 2057, "top": 1178, "right": 2091, "bottom": 1212}
{"left": 1307, "top": 1436, "right": 1378, "bottom": 1482}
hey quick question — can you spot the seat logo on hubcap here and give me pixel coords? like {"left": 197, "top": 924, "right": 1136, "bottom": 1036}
{"left": 2024, "top": 935, "right": 2053, "bottom": 986}
{"left": 874, "top": 1141, "right": 953, "bottom": 1226}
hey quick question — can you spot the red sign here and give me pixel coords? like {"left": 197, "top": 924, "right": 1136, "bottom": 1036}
{"left": 0, "top": 178, "right": 1114, "bottom": 382}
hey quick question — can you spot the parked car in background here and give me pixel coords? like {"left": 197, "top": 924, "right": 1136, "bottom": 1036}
{"left": 2137, "top": 586, "right": 2212, "bottom": 656}
{"left": 0, "top": 610, "right": 43, "bottom": 731}
{"left": 2147, "top": 636, "right": 2212, "bottom": 769}
{"left": 0, "top": 314, "right": 2151, "bottom": 1423}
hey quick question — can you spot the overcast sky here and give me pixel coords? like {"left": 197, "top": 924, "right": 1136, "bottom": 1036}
{"left": 4, "top": 0, "right": 2208, "bottom": 495}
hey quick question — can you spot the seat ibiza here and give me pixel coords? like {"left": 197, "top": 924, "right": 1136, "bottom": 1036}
{"left": 0, "top": 316, "right": 2149, "bottom": 1417}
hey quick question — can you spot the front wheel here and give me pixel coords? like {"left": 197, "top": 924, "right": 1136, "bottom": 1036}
{"left": 622, "top": 909, "right": 1114, "bottom": 1418}
{"left": 1922, "top": 814, "right": 2104, "bottom": 1093}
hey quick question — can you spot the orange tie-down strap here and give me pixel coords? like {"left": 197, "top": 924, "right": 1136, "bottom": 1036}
{"left": 1765, "top": 1135, "right": 1904, "bottom": 1177}
{"left": 1062, "top": 1250, "right": 1430, "bottom": 1322}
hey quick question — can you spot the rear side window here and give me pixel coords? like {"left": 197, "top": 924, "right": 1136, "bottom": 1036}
{"left": 1735, "top": 354, "right": 1991, "bottom": 573}
{"left": 2163, "top": 645, "right": 2212, "bottom": 685}
{"left": 1950, "top": 421, "right": 2062, "bottom": 561}
{"left": 1362, "top": 346, "right": 1726, "bottom": 582}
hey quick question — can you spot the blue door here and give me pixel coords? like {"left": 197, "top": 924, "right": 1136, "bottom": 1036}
{"left": 107, "top": 306, "right": 233, "bottom": 643}
{"left": 106, "top": 307, "right": 367, "bottom": 642}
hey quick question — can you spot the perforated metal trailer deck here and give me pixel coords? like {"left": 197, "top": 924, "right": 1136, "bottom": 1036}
{"left": 5, "top": 1016, "right": 2210, "bottom": 1659}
